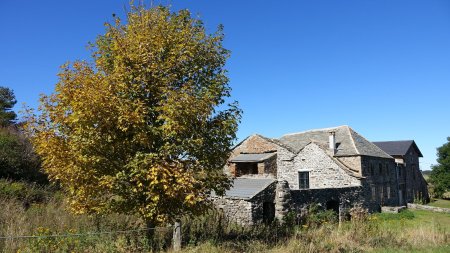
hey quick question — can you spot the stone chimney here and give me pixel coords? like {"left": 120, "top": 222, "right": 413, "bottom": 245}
{"left": 329, "top": 131, "right": 336, "bottom": 155}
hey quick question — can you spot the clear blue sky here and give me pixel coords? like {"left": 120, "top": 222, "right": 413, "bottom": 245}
{"left": 1, "top": 0, "right": 449, "bottom": 170}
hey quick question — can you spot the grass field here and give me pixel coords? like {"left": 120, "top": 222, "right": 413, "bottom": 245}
{"left": 428, "top": 199, "right": 450, "bottom": 209}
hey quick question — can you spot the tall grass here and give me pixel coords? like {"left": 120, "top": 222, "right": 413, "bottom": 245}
{"left": 0, "top": 180, "right": 448, "bottom": 252}
{"left": 0, "top": 180, "right": 172, "bottom": 252}
{"left": 180, "top": 208, "right": 450, "bottom": 253}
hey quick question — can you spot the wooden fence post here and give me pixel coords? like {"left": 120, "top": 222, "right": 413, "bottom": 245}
{"left": 173, "top": 219, "right": 181, "bottom": 251}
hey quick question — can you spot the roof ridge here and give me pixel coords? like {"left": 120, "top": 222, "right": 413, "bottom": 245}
{"left": 258, "top": 134, "right": 297, "bottom": 153}
{"left": 373, "top": 140, "right": 414, "bottom": 143}
{"left": 347, "top": 126, "right": 360, "bottom": 155}
{"left": 280, "top": 125, "right": 349, "bottom": 138}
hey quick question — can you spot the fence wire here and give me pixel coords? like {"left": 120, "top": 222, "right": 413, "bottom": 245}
{"left": 0, "top": 226, "right": 173, "bottom": 240}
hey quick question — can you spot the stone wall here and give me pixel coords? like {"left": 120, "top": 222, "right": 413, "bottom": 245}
{"left": 402, "top": 146, "right": 429, "bottom": 203}
{"left": 276, "top": 147, "right": 295, "bottom": 181}
{"left": 360, "top": 156, "right": 399, "bottom": 208}
{"left": 274, "top": 181, "right": 291, "bottom": 222}
{"left": 250, "top": 181, "right": 277, "bottom": 224}
{"left": 277, "top": 143, "right": 361, "bottom": 190}
{"left": 407, "top": 203, "right": 450, "bottom": 213}
{"left": 291, "top": 186, "right": 364, "bottom": 213}
{"left": 213, "top": 198, "right": 253, "bottom": 225}
{"left": 264, "top": 154, "right": 277, "bottom": 175}
{"left": 337, "top": 156, "right": 362, "bottom": 175}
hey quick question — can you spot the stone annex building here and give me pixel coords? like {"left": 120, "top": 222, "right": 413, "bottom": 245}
{"left": 213, "top": 125, "right": 429, "bottom": 225}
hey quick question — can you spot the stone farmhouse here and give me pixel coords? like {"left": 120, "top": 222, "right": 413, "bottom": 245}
{"left": 213, "top": 125, "right": 429, "bottom": 225}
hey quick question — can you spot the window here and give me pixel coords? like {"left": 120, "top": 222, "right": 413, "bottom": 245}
{"left": 235, "top": 162, "right": 258, "bottom": 176}
{"left": 387, "top": 186, "right": 391, "bottom": 199}
{"left": 378, "top": 163, "right": 383, "bottom": 175}
{"left": 298, "top": 171, "right": 309, "bottom": 189}
{"left": 370, "top": 163, "right": 374, "bottom": 176}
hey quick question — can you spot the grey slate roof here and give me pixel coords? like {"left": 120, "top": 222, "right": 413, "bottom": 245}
{"left": 229, "top": 153, "right": 276, "bottom": 163}
{"left": 222, "top": 178, "right": 276, "bottom": 200}
{"left": 278, "top": 125, "right": 392, "bottom": 159}
{"left": 373, "top": 140, "right": 423, "bottom": 157}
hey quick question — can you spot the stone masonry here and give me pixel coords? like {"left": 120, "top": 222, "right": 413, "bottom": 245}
{"left": 274, "top": 180, "right": 291, "bottom": 223}
{"left": 277, "top": 143, "right": 361, "bottom": 190}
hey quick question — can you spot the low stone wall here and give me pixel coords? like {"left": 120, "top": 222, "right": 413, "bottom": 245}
{"left": 381, "top": 206, "right": 406, "bottom": 213}
{"left": 291, "top": 186, "right": 364, "bottom": 210}
{"left": 407, "top": 203, "right": 450, "bottom": 214}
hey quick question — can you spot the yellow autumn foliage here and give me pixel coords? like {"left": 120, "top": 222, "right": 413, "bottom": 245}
{"left": 24, "top": 6, "right": 240, "bottom": 226}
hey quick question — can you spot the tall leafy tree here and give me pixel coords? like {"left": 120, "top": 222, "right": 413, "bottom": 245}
{"left": 24, "top": 6, "right": 241, "bottom": 232}
{"left": 0, "top": 86, "right": 17, "bottom": 126}
{"left": 430, "top": 137, "right": 450, "bottom": 198}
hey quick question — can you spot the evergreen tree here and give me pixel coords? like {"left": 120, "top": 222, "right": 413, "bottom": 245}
{"left": 0, "top": 86, "right": 17, "bottom": 126}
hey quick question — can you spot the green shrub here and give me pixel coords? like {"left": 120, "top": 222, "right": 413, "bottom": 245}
{"left": 375, "top": 209, "right": 415, "bottom": 221}
{"left": 0, "top": 126, "right": 47, "bottom": 184}
{"left": 301, "top": 203, "right": 338, "bottom": 228}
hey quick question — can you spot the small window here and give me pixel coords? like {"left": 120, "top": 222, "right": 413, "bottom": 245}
{"left": 298, "top": 171, "right": 310, "bottom": 189}
{"left": 387, "top": 186, "right": 391, "bottom": 199}
{"left": 378, "top": 163, "right": 383, "bottom": 175}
